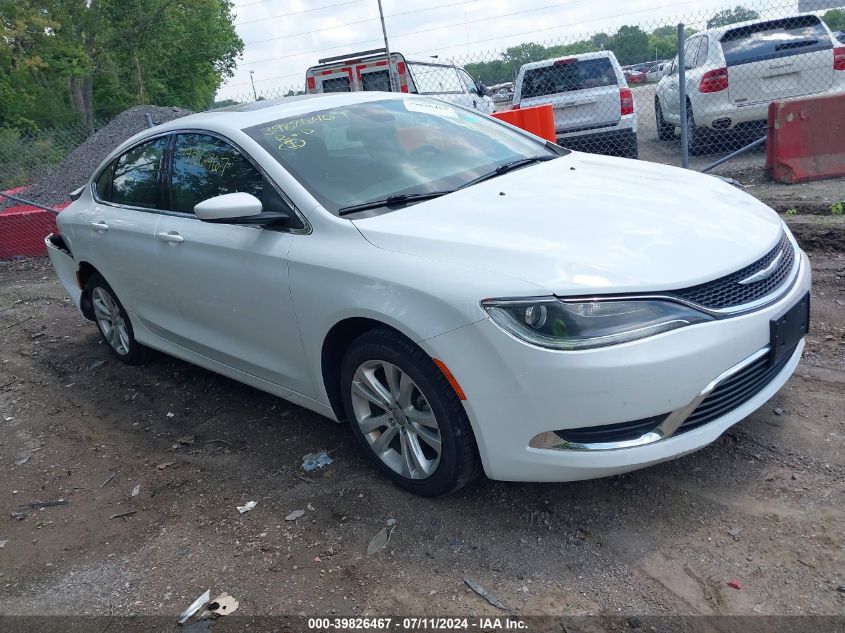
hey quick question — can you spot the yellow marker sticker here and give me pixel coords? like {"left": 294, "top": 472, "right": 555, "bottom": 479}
{"left": 259, "top": 111, "right": 349, "bottom": 151}
{"left": 182, "top": 147, "right": 232, "bottom": 176}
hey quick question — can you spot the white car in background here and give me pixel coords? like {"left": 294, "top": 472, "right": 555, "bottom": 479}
{"left": 655, "top": 14, "right": 845, "bottom": 154}
{"left": 512, "top": 51, "right": 638, "bottom": 158}
{"left": 47, "top": 93, "right": 809, "bottom": 496}
{"left": 646, "top": 61, "right": 667, "bottom": 82}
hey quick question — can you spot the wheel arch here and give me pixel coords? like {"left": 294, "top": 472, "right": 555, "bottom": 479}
{"left": 320, "top": 317, "right": 412, "bottom": 423}
{"left": 76, "top": 261, "right": 101, "bottom": 321}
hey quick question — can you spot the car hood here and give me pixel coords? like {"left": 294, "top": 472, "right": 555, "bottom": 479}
{"left": 351, "top": 152, "right": 783, "bottom": 295}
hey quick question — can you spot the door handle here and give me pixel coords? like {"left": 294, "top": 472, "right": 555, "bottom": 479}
{"left": 89, "top": 221, "right": 109, "bottom": 232}
{"left": 157, "top": 231, "right": 184, "bottom": 244}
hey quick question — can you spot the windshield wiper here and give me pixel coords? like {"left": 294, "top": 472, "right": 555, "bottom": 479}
{"left": 338, "top": 191, "right": 453, "bottom": 216}
{"left": 458, "top": 155, "right": 558, "bottom": 190}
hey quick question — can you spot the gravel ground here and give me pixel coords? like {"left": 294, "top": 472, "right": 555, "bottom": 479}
{"left": 4, "top": 106, "right": 192, "bottom": 210}
{"left": 0, "top": 212, "right": 843, "bottom": 622}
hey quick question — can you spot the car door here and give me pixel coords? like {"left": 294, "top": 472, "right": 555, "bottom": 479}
{"left": 659, "top": 57, "right": 680, "bottom": 120}
{"left": 81, "top": 135, "right": 170, "bottom": 325}
{"left": 457, "top": 68, "right": 492, "bottom": 113}
{"left": 152, "top": 132, "right": 314, "bottom": 396}
{"left": 664, "top": 37, "right": 703, "bottom": 119}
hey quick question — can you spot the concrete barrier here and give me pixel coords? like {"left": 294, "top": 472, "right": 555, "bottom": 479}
{"left": 0, "top": 201, "right": 68, "bottom": 259}
{"left": 492, "top": 105, "right": 556, "bottom": 143}
{"left": 766, "top": 93, "right": 845, "bottom": 184}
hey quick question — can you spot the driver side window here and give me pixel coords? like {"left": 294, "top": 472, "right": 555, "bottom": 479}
{"left": 458, "top": 69, "right": 479, "bottom": 95}
{"left": 169, "top": 134, "right": 263, "bottom": 215}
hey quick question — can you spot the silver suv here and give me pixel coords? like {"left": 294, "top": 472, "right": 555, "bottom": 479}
{"left": 512, "top": 51, "right": 638, "bottom": 159}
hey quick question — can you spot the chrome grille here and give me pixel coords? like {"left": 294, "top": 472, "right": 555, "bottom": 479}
{"left": 669, "top": 233, "right": 794, "bottom": 310}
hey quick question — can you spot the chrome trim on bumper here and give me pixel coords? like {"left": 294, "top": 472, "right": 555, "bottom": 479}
{"left": 529, "top": 347, "right": 771, "bottom": 452}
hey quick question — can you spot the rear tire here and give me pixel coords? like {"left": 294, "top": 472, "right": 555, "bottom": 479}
{"left": 339, "top": 328, "right": 479, "bottom": 496}
{"left": 85, "top": 273, "right": 149, "bottom": 366}
{"left": 686, "top": 105, "right": 710, "bottom": 156}
{"left": 655, "top": 99, "right": 674, "bottom": 141}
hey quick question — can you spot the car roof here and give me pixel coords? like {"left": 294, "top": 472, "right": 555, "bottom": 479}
{"left": 518, "top": 50, "right": 617, "bottom": 72}
{"left": 101, "top": 92, "right": 411, "bottom": 166}
{"left": 700, "top": 13, "right": 825, "bottom": 39}
{"left": 149, "top": 91, "right": 406, "bottom": 134}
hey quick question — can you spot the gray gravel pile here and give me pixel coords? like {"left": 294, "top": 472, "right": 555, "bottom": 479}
{"left": 13, "top": 105, "right": 192, "bottom": 209}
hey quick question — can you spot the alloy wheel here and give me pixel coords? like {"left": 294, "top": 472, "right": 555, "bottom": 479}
{"left": 91, "top": 287, "right": 130, "bottom": 356}
{"left": 350, "top": 360, "right": 442, "bottom": 479}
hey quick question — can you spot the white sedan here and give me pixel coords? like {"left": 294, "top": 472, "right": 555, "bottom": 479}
{"left": 47, "top": 92, "right": 810, "bottom": 496}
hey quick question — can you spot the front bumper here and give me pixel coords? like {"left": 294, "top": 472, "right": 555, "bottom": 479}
{"left": 421, "top": 249, "right": 811, "bottom": 482}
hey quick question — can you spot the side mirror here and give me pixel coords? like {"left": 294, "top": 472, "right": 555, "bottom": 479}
{"left": 476, "top": 82, "right": 486, "bottom": 98}
{"left": 195, "top": 192, "right": 262, "bottom": 221}
{"left": 195, "top": 192, "right": 291, "bottom": 226}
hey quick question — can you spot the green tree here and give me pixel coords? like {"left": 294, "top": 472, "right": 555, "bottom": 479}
{"left": 590, "top": 32, "right": 611, "bottom": 50}
{"left": 210, "top": 98, "right": 240, "bottom": 108}
{"left": 706, "top": 6, "right": 760, "bottom": 29}
{"left": 822, "top": 9, "right": 845, "bottom": 33}
{"left": 608, "top": 25, "right": 650, "bottom": 65}
{"left": 501, "top": 42, "right": 550, "bottom": 67}
{"left": 0, "top": 0, "right": 243, "bottom": 130}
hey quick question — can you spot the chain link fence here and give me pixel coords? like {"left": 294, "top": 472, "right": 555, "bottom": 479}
{"left": 0, "top": 122, "right": 96, "bottom": 190}
{"left": 2, "top": 0, "right": 844, "bottom": 258}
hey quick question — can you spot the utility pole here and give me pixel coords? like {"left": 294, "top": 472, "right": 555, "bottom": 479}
{"left": 249, "top": 70, "right": 258, "bottom": 101}
{"left": 376, "top": 0, "right": 397, "bottom": 92}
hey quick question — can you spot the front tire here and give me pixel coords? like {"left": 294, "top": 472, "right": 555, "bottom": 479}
{"left": 340, "top": 329, "right": 479, "bottom": 496}
{"left": 85, "top": 273, "right": 149, "bottom": 365}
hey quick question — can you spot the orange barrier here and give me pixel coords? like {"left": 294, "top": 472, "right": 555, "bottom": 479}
{"left": 492, "top": 105, "right": 556, "bottom": 143}
{"left": 765, "top": 93, "right": 845, "bottom": 184}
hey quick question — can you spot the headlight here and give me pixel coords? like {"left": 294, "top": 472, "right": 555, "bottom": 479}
{"left": 481, "top": 297, "right": 713, "bottom": 350}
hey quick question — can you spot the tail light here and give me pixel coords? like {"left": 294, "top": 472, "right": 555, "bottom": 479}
{"left": 619, "top": 88, "right": 634, "bottom": 115}
{"left": 306, "top": 76, "right": 316, "bottom": 91}
{"left": 511, "top": 103, "right": 520, "bottom": 110}
{"left": 834, "top": 47, "right": 845, "bottom": 71}
{"left": 699, "top": 67, "right": 729, "bottom": 93}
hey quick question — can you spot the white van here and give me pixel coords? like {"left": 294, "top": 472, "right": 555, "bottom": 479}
{"left": 305, "top": 48, "right": 494, "bottom": 114}
{"left": 512, "top": 51, "right": 638, "bottom": 158}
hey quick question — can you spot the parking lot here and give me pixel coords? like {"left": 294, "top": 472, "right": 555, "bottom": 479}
{"left": 496, "top": 83, "right": 769, "bottom": 174}
{"left": 1, "top": 208, "right": 843, "bottom": 619}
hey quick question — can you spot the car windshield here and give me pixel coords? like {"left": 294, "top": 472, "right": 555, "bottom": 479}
{"left": 243, "top": 98, "right": 561, "bottom": 216}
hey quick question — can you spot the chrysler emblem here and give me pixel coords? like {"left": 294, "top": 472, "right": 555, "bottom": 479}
{"left": 738, "top": 250, "right": 783, "bottom": 285}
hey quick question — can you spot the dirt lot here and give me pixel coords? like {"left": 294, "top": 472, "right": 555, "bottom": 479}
{"left": 0, "top": 212, "right": 844, "bottom": 623}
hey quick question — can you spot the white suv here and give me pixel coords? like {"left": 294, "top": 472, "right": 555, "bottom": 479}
{"left": 512, "top": 51, "right": 638, "bottom": 158}
{"left": 655, "top": 14, "right": 845, "bottom": 154}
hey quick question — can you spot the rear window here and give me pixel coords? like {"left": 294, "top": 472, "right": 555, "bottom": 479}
{"left": 720, "top": 16, "right": 832, "bottom": 67}
{"left": 321, "top": 76, "right": 351, "bottom": 93}
{"left": 521, "top": 58, "right": 617, "bottom": 99}
{"left": 361, "top": 69, "right": 391, "bottom": 92}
